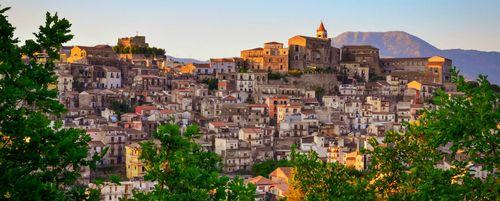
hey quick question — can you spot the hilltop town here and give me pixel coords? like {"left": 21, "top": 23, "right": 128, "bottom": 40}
{"left": 49, "top": 22, "right": 465, "bottom": 200}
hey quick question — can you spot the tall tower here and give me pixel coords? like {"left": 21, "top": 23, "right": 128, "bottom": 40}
{"left": 316, "top": 21, "right": 328, "bottom": 39}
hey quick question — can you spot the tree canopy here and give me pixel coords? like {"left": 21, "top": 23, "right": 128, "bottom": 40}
{"left": 0, "top": 6, "right": 99, "bottom": 200}
{"left": 113, "top": 45, "right": 165, "bottom": 56}
{"left": 290, "top": 69, "right": 499, "bottom": 200}
{"left": 131, "top": 124, "right": 256, "bottom": 200}
{"left": 288, "top": 150, "right": 374, "bottom": 201}
{"left": 252, "top": 159, "right": 292, "bottom": 177}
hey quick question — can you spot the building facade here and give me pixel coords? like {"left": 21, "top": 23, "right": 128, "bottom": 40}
{"left": 288, "top": 22, "right": 340, "bottom": 70}
{"left": 341, "top": 45, "right": 382, "bottom": 75}
{"left": 241, "top": 42, "right": 289, "bottom": 73}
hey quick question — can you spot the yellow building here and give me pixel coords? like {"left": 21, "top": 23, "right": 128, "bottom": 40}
{"left": 426, "top": 56, "right": 452, "bottom": 85}
{"left": 67, "top": 45, "right": 116, "bottom": 64}
{"left": 125, "top": 143, "right": 145, "bottom": 179}
{"left": 344, "top": 150, "right": 365, "bottom": 171}
{"left": 327, "top": 147, "right": 365, "bottom": 171}
{"left": 241, "top": 42, "right": 289, "bottom": 73}
{"left": 276, "top": 103, "right": 302, "bottom": 123}
{"left": 178, "top": 63, "right": 210, "bottom": 75}
{"left": 178, "top": 63, "right": 195, "bottom": 74}
{"left": 407, "top": 80, "right": 422, "bottom": 91}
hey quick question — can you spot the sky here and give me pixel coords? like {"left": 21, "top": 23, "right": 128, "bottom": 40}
{"left": 2, "top": 0, "right": 500, "bottom": 60}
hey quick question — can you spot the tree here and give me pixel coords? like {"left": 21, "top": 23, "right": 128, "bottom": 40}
{"left": 251, "top": 159, "right": 291, "bottom": 177}
{"left": 368, "top": 72, "right": 384, "bottom": 82}
{"left": 131, "top": 124, "right": 255, "bottom": 200}
{"left": 113, "top": 45, "right": 165, "bottom": 56}
{"left": 110, "top": 100, "right": 132, "bottom": 119}
{"left": 268, "top": 71, "right": 283, "bottom": 80}
{"left": 0, "top": 7, "right": 98, "bottom": 200}
{"left": 288, "top": 69, "right": 498, "bottom": 200}
{"left": 354, "top": 74, "right": 365, "bottom": 83}
{"left": 312, "top": 85, "right": 325, "bottom": 101}
{"left": 238, "top": 67, "right": 249, "bottom": 73}
{"left": 288, "top": 150, "right": 375, "bottom": 201}
{"left": 202, "top": 78, "right": 218, "bottom": 91}
{"left": 367, "top": 68, "right": 499, "bottom": 200}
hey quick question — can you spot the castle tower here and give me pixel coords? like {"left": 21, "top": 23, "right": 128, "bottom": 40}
{"left": 316, "top": 21, "right": 328, "bottom": 39}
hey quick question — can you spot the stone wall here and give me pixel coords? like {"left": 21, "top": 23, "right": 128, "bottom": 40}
{"left": 288, "top": 73, "right": 339, "bottom": 95}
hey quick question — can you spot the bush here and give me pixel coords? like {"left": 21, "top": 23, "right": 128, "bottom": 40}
{"left": 288, "top": 69, "right": 303, "bottom": 77}
{"left": 268, "top": 72, "right": 283, "bottom": 80}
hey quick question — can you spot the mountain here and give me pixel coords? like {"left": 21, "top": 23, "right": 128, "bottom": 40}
{"left": 332, "top": 31, "right": 500, "bottom": 84}
{"left": 166, "top": 55, "right": 208, "bottom": 64}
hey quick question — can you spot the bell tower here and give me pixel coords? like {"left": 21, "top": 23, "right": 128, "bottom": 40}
{"left": 316, "top": 21, "right": 328, "bottom": 39}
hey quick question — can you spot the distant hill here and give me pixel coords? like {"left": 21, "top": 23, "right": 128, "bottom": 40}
{"left": 332, "top": 31, "right": 500, "bottom": 84}
{"left": 166, "top": 55, "right": 208, "bottom": 64}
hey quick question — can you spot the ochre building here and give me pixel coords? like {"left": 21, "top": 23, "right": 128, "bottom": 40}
{"left": 241, "top": 42, "right": 289, "bottom": 73}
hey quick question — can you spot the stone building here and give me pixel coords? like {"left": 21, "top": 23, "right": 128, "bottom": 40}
{"left": 241, "top": 42, "right": 289, "bottom": 73}
{"left": 381, "top": 56, "right": 452, "bottom": 85}
{"left": 380, "top": 57, "right": 428, "bottom": 73}
{"left": 339, "top": 62, "right": 370, "bottom": 82}
{"left": 67, "top": 45, "right": 117, "bottom": 64}
{"left": 341, "top": 45, "right": 382, "bottom": 75}
{"left": 425, "top": 56, "right": 452, "bottom": 84}
{"left": 236, "top": 70, "right": 268, "bottom": 93}
{"left": 117, "top": 35, "right": 149, "bottom": 48}
{"left": 288, "top": 22, "right": 340, "bottom": 70}
{"left": 94, "top": 66, "right": 122, "bottom": 89}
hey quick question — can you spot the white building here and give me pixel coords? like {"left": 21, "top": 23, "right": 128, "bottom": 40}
{"left": 210, "top": 57, "right": 243, "bottom": 74}
{"left": 96, "top": 66, "right": 122, "bottom": 89}
{"left": 236, "top": 71, "right": 268, "bottom": 93}
{"left": 92, "top": 180, "right": 157, "bottom": 201}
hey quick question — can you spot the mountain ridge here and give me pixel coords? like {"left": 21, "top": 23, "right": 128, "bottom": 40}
{"left": 165, "top": 55, "right": 207, "bottom": 64}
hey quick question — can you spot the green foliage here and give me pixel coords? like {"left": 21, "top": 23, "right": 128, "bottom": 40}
{"left": 368, "top": 72, "right": 384, "bottom": 82}
{"left": 289, "top": 150, "right": 375, "bottom": 201}
{"left": 302, "top": 67, "right": 335, "bottom": 74}
{"left": 312, "top": 85, "right": 325, "bottom": 100}
{"left": 131, "top": 124, "right": 255, "bottom": 200}
{"left": 354, "top": 74, "right": 365, "bottom": 83}
{"left": 337, "top": 70, "right": 349, "bottom": 83}
{"left": 109, "top": 175, "right": 121, "bottom": 185}
{"left": 366, "top": 68, "right": 499, "bottom": 200}
{"left": 288, "top": 69, "right": 303, "bottom": 77}
{"left": 0, "top": 7, "right": 98, "bottom": 200}
{"left": 202, "top": 78, "right": 218, "bottom": 91}
{"left": 251, "top": 159, "right": 291, "bottom": 177}
{"left": 290, "top": 68, "right": 499, "bottom": 200}
{"left": 110, "top": 100, "right": 132, "bottom": 119}
{"left": 113, "top": 45, "right": 165, "bottom": 56}
{"left": 238, "top": 67, "right": 249, "bottom": 73}
{"left": 268, "top": 71, "right": 284, "bottom": 80}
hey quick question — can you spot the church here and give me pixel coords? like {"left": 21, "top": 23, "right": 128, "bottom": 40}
{"left": 288, "top": 22, "right": 341, "bottom": 70}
